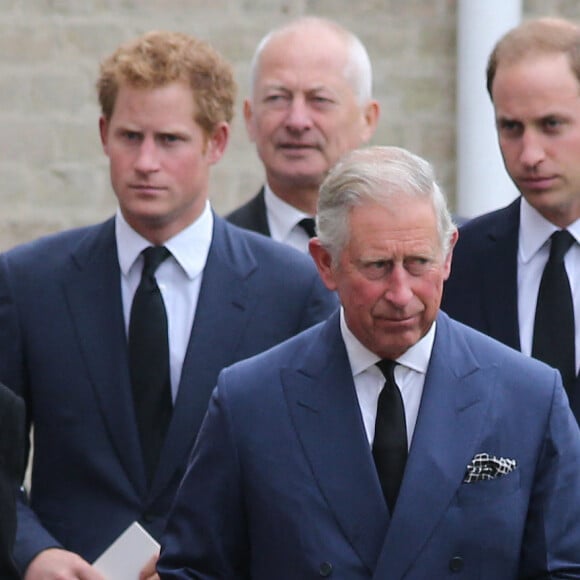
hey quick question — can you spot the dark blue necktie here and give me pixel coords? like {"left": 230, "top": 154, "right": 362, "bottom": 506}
{"left": 129, "top": 246, "right": 173, "bottom": 483}
{"left": 532, "top": 230, "right": 576, "bottom": 392}
{"left": 372, "top": 360, "right": 408, "bottom": 513}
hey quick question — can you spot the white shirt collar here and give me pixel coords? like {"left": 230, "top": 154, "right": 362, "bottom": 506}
{"left": 519, "top": 197, "right": 580, "bottom": 263}
{"left": 263, "top": 183, "right": 313, "bottom": 240}
{"left": 339, "top": 307, "right": 435, "bottom": 377}
{"left": 115, "top": 201, "right": 214, "bottom": 279}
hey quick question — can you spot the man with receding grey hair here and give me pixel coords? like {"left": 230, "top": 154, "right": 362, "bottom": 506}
{"left": 226, "top": 16, "right": 380, "bottom": 253}
{"left": 159, "top": 146, "right": 580, "bottom": 579}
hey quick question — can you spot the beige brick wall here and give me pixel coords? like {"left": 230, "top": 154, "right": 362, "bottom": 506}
{"left": 2, "top": 0, "right": 579, "bottom": 250}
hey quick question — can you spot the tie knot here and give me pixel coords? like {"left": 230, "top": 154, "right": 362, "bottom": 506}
{"left": 376, "top": 359, "right": 397, "bottom": 381}
{"left": 142, "top": 246, "right": 170, "bottom": 277}
{"left": 298, "top": 217, "right": 317, "bottom": 238}
{"left": 549, "top": 230, "right": 575, "bottom": 263}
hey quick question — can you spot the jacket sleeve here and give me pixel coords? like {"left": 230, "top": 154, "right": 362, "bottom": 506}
{"left": 518, "top": 374, "right": 580, "bottom": 577}
{"left": 0, "top": 255, "right": 64, "bottom": 573}
{"left": 158, "top": 377, "right": 250, "bottom": 579}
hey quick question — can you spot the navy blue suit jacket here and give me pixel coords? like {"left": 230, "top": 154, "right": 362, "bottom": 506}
{"left": 441, "top": 198, "right": 580, "bottom": 420}
{"left": 0, "top": 383, "right": 25, "bottom": 580}
{"left": 0, "top": 214, "right": 337, "bottom": 571}
{"left": 159, "top": 311, "right": 580, "bottom": 579}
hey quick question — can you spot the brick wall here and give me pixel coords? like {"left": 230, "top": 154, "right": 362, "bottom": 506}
{"left": 2, "top": 0, "right": 579, "bottom": 250}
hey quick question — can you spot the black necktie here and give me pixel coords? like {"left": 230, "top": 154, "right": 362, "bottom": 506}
{"left": 372, "top": 360, "right": 408, "bottom": 514}
{"left": 129, "top": 246, "right": 173, "bottom": 483}
{"left": 298, "top": 217, "right": 316, "bottom": 238}
{"left": 532, "top": 230, "right": 576, "bottom": 391}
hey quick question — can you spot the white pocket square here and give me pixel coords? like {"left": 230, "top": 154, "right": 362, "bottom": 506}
{"left": 463, "top": 452, "right": 517, "bottom": 483}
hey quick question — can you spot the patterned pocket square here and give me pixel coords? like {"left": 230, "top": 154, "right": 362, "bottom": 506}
{"left": 463, "top": 453, "right": 517, "bottom": 483}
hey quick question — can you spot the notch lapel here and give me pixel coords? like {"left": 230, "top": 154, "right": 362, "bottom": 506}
{"left": 373, "top": 314, "right": 492, "bottom": 578}
{"left": 283, "top": 313, "right": 389, "bottom": 574}
{"left": 150, "top": 217, "right": 255, "bottom": 496}
{"left": 479, "top": 200, "right": 521, "bottom": 350}
{"left": 62, "top": 219, "right": 146, "bottom": 494}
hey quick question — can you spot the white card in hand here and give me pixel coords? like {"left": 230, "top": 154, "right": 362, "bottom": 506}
{"left": 93, "top": 521, "right": 160, "bottom": 579}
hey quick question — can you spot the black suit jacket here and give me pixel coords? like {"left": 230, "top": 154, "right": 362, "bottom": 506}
{"left": 0, "top": 383, "right": 25, "bottom": 579}
{"left": 226, "top": 188, "right": 271, "bottom": 236}
{"left": 442, "top": 197, "right": 580, "bottom": 420}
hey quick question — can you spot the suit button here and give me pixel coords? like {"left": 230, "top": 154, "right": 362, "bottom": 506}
{"left": 142, "top": 513, "right": 155, "bottom": 523}
{"left": 319, "top": 561, "right": 333, "bottom": 576}
{"left": 449, "top": 556, "right": 464, "bottom": 572}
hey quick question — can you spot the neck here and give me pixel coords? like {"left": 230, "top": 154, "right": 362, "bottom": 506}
{"left": 268, "top": 183, "right": 319, "bottom": 215}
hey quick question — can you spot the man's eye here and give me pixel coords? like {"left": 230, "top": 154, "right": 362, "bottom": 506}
{"left": 542, "top": 118, "right": 563, "bottom": 131}
{"left": 160, "top": 134, "right": 179, "bottom": 144}
{"left": 361, "top": 261, "right": 389, "bottom": 280}
{"left": 264, "top": 94, "right": 287, "bottom": 103}
{"left": 498, "top": 121, "right": 522, "bottom": 136}
{"left": 123, "top": 131, "right": 141, "bottom": 141}
{"left": 405, "top": 258, "right": 430, "bottom": 275}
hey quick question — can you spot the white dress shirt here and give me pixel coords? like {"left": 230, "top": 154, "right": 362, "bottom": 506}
{"left": 264, "top": 184, "right": 314, "bottom": 254}
{"left": 116, "top": 202, "right": 213, "bottom": 400}
{"left": 517, "top": 198, "right": 580, "bottom": 373}
{"left": 340, "top": 308, "right": 435, "bottom": 449}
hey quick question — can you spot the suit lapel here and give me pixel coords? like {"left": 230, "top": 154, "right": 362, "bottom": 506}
{"left": 150, "top": 216, "right": 256, "bottom": 496}
{"left": 479, "top": 199, "right": 521, "bottom": 350}
{"left": 62, "top": 219, "right": 146, "bottom": 493}
{"left": 283, "top": 313, "right": 389, "bottom": 574}
{"left": 248, "top": 188, "right": 270, "bottom": 235}
{"left": 374, "top": 313, "right": 492, "bottom": 578}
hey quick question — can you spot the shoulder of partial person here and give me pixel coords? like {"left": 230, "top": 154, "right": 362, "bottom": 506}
{"left": 219, "top": 317, "right": 327, "bottom": 382}
{"left": 444, "top": 313, "right": 560, "bottom": 393}
{"left": 222, "top": 217, "right": 318, "bottom": 271}
{"left": 1, "top": 218, "right": 113, "bottom": 266}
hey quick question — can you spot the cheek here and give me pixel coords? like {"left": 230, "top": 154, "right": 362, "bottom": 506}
{"left": 417, "top": 277, "right": 444, "bottom": 308}
{"left": 498, "top": 140, "right": 519, "bottom": 164}
{"left": 108, "top": 155, "right": 124, "bottom": 181}
{"left": 256, "top": 114, "right": 281, "bottom": 138}
{"left": 347, "top": 282, "right": 384, "bottom": 312}
{"left": 173, "top": 151, "right": 204, "bottom": 176}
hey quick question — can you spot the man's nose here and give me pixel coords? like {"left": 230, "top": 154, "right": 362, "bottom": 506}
{"left": 134, "top": 137, "right": 161, "bottom": 172}
{"left": 383, "top": 266, "right": 414, "bottom": 307}
{"left": 285, "top": 97, "right": 313, "bottom": 132}
{"left": 519, "top": 130, "right": 546, "bottom": 169}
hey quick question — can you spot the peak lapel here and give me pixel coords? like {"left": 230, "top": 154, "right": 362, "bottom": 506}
{"left": 374, "top": 314, "right": 491, "bottom": 577}
{"left": 283, "top": 314, "right": 389, "bottom": 574}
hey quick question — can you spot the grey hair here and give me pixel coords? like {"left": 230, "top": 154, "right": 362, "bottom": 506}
{"left": 316, "top": 146, "right": 456, "bottom": 265}
{"left": 249, "top": 17, "right": 373, "bottom": 104}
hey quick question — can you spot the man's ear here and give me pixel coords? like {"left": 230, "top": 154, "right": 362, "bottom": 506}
{"left": 443, "top": 227, "right": 459, "bottom": 280}
{"left": 309, "top": 238, "right": 338, "bottom": 292}
{"left": 360, "top": 100, "right": 380, "bottom": 143}
{"left": 206, "top": 122, "right": 230, "bottom": 165}
{"left": 243, "top": 99, "right": 257, "bottom": 143}
{"left": 99, "top": 116, "right": 109, "bottom": 154}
